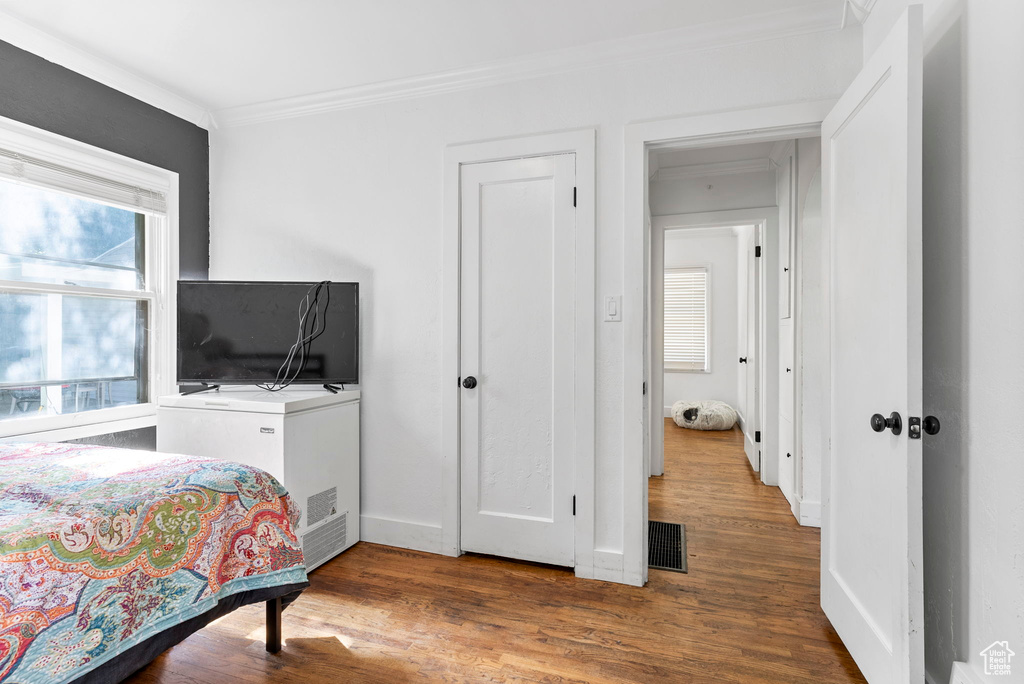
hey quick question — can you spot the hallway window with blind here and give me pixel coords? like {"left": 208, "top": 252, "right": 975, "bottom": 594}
{"left": 664, "top": 267, "right": 709, "bottom": 372}
{"left": 0, "top": 118, "right": 178, "bottom": 438}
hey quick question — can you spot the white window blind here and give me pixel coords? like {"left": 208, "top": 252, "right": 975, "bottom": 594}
{"left": 0, "top": 147, "right": 166, "bottom": 214}
{"left": 664, "top": 267, "right": 708, "bottom": 371}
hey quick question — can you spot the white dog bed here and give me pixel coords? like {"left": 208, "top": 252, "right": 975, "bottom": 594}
{"left": 671, "top": 400, "right": 738, "bottom": 431}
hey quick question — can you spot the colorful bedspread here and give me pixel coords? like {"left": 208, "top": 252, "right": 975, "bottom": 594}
{"left": 0, "top": 442, "right": 307, "bottom": 684}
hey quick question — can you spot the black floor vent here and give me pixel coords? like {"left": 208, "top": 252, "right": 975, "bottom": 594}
{"left": 649, "top": 520, "right": 687, "bottom": 573}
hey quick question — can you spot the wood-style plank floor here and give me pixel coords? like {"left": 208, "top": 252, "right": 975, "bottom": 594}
{"left": 129, "top": 421, "right": 864, "bottom": 683}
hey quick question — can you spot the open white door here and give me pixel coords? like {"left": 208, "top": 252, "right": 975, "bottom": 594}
{"left": 821, "top": 6, "right": 923, "bottom": 683}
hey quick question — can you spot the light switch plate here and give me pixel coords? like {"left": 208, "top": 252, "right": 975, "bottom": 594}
{"left": 604, "top": 295, "right": 622, "bottom": 322}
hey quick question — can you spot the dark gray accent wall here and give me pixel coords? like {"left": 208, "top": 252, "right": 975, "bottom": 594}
{"left": 0, "top": 39, "right": 209, "bottom": 449}
{"left": 0, "top": 39, "right": 209, "bottom": 279}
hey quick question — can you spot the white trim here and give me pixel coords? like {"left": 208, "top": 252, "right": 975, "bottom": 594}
{"left": 442, "top": 129, "right": 596, "bottom": 580}
{"left": 842, "top": 0, "right": 880, "bottom": 29}
{"left": 214, "top": 4, "right": 843, "bottom": 127}
{"left": 653, "top": 158, "right": 772, "bottom": 182}
{"left": 624, "top": 101, "right": 831, "bottom": 587}
{"left": 0, "top": 10, "right": 210, "bottom": 129}
{"left": 657, "top": 224, "right": 741, "bottom": 238}
{"left": 769, "top": 139, "right": 797, "bottom": 168}
{"left": 587, "top": 550, "right": 627, "bottom": 583}
{"left": 794, "top": 497, "right": 822, "bottom": 527}
{"left": 0, "top": 115, "right": 179, "bottom": 440}
{"left": 654, "top": 210, "right": 771, "bottom": 230}
{"left": 0, "top": 281, "right": 155, "bottom": 301}
{"left": 359, "top": 515, "right": 444, "bottom": 555}
{"left": 0, "top": 115, "right": 174, "bottom": 194}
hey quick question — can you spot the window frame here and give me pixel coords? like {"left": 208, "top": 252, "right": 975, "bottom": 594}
{"left": 663, "top": 265, "right": 710, "bottom": 374}
{"left": 0, "top": 115, "right": 179, "bottom": 441}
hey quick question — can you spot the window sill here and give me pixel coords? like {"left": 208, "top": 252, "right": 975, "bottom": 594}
{"left": 0, "top": 404, "right": 157, "bottom": 443}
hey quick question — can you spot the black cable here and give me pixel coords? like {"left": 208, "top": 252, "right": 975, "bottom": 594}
{"left": 258, "top": 280, "right": 331, "bottom": 392}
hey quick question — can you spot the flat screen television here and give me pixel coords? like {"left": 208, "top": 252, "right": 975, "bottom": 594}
{"left": 177, "top": 281, "right": 358, "bottom": 386}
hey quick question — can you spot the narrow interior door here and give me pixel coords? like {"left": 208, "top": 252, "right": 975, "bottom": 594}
{"left": 459, "top": 154, "right": 576, "bottom": 567}
{"left": 821, "top": 6, "right": 924, "bottom": 683}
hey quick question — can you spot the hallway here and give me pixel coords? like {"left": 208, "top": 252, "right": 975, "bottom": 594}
{"left": 651, "top": 418, "right": 865, "bottom": 682}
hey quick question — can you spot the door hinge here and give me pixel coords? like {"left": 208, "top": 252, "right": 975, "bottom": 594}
{"left": 755, "top": 430, "right": 761, "bottom": 443}
{"left": 755, "top": 245, "right": 762, "bottom": 257}
{"left": 642, "top": 381, "right": 647, "bottom": 395}
{"left": 457, "top": 376, "right": 461, "bottom": 387}
{"left": 573, "top": 186, "right": 577, "bottom": 207}
{"left": 572, "top": 495, "right": 576, "bottom": 516}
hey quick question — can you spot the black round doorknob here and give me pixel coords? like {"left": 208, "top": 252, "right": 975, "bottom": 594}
{"left": 870, "top": 411, "right": 903, "bottom": 435}
{"left": 923, "top": 415, "right": 941, "bottom": 435}
{"left": 462, "top": 376, "right": 477, "bottom": 389}
{"left": 739, "top": 357, "right": 748, "bottom": 364}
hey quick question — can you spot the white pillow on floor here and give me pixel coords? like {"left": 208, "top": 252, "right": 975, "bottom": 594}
{"left": 671, "top": 400, "right": 738, "bottom": 431}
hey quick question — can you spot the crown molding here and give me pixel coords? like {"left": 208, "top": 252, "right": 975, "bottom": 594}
{"left": 215, "top": 1, "right": 845, "bottom": 128}
{"left": 653, "top": 158, "right": 773, "bottom": 182}
{"left": 841, "top": 0, "right": 879, "bottom": 28}
{"left": 0, "top": 10, "right": 211, "bottom": 130}
{"left": 768, "top": 138, "right": 797, "bottom": 168}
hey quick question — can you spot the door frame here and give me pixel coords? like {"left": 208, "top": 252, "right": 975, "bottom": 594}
{"left": 649, "top": 209, "right": 776, "bottom": 482}
{"left": 624, "top": 101, "right": 831, "bottom": 586}
{"left": 441, "top": 129, "right": 597, "bottom": 577}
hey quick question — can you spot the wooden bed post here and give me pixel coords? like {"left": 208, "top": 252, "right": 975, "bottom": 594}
{"left": 266, "top": 597, "right": 282, "bottom": 653}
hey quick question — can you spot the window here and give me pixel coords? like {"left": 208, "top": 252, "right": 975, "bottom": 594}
{"left": 664, "top": 267, "right": 708, "bottom": 372}
{"left": 0, "top": 118, "right": 177, "bottom": 438}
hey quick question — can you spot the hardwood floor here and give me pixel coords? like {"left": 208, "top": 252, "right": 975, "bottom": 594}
{"left": 129, "top": 421, "right": 864, "bottom": 683}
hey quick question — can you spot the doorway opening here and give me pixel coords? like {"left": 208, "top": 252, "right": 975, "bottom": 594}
{"left": 644, "top": 138, "right": 820, "bottom": 535}
{"left": 641, "top": 133, "right": 855, "bottom": 673}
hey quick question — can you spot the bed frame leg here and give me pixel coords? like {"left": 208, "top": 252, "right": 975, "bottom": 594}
{"left": 266, "top": 597, "right": 282, "bottom": 653}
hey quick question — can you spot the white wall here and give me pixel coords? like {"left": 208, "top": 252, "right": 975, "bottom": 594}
{"left": 795, "top": 137, "right": 823, "bottom": 523}
{"left": 209, "top": 29, "right": 861, "bottom": 569}
{"left": 661, "top": 229, "right": 739, "bottom": 415}
{"left": 864, "top": 2, "right": 1024, "bottom": 682}
{"left": 650, "top": 170, "right": 777, "bottom": 215}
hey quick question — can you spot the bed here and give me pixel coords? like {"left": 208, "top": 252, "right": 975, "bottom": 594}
{"left": 0, "top": 442, "right": 309, "bottom": 684}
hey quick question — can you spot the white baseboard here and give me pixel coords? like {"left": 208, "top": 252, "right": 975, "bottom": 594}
{"left": 359, "top": 514, "right": 443, "bottom": 554}
{"left": 590, "top": 549, "right": 628, "bottom": 583}
{"left": 795, "top": 497, "right": 821, "bottom": 527}
{"left": 949, "top": 661, "right": 984, "bottom": 684}
{"left": 664, "top": 405, "right": 673, "bottom": 418}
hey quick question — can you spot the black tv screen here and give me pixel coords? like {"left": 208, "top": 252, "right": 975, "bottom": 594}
{"left": 177, "top": 281, "right": 358, "bottom": 385}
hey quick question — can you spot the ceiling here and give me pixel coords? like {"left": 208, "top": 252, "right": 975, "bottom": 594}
{"left": 652, "top": 141, "right": 778, "bottom": 171}
{"left": 0, "top": 0, "right": 845, "bottom": 115}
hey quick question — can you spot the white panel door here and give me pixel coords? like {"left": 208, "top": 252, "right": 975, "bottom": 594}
{"left": 459, "top": 154, "right": 576, "bottom": 567}
{"left": 821, "top": 7, "right": 923, "bottom": 683}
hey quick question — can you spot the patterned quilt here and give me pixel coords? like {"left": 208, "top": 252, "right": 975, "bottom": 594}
{"left": 0, "top": 442, "right": 307, "bottom": 684}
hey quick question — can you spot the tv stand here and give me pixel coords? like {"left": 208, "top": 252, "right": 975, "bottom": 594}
{"left": 180, "top": 383, "right": 220, "bottom": 396}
